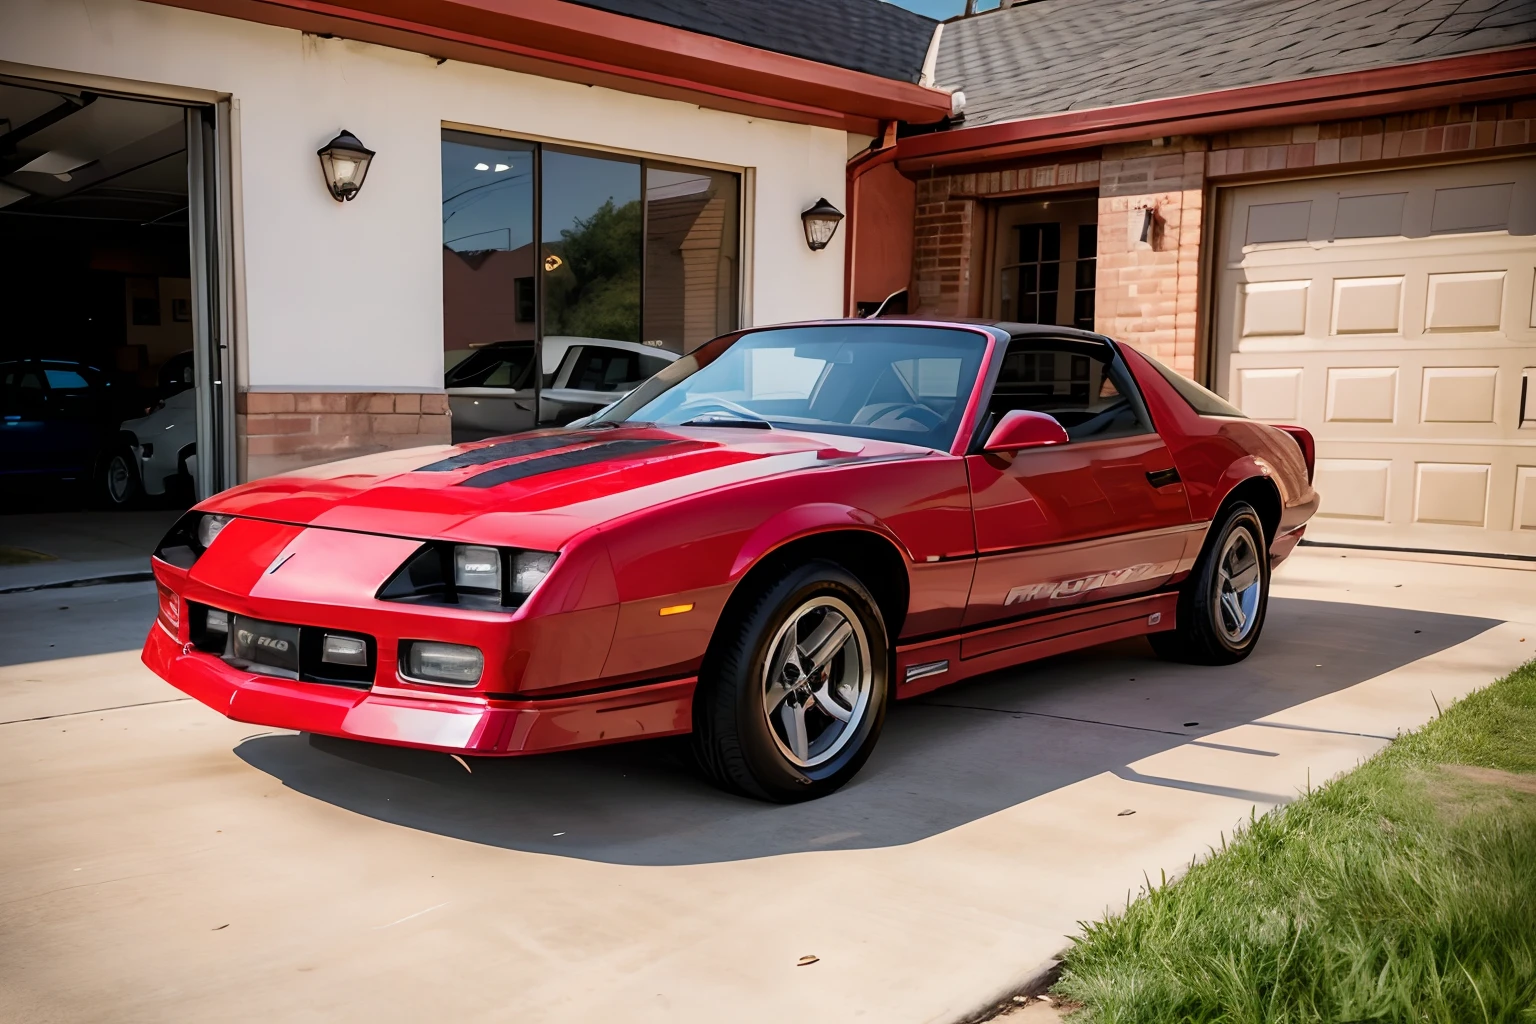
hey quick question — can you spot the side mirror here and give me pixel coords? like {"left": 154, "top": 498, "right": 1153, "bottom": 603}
{"left": 983, "top": 409, "right": 1069, "bottom": 452}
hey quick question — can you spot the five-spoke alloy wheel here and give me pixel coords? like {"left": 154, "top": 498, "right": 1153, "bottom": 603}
{"left": 692, "top": 559, "right": 889, "bottom": 802}
{"left": 1151, "top": 500, "right": 1270, "bottom": 665}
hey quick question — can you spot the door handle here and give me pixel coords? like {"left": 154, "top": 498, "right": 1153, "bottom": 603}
{"left": 1146, "top": 467, "right": 1181, "bottom": 488}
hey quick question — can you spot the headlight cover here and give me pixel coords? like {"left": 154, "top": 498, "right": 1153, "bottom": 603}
{"left": 153, "top": 511, "right": 238, "bottom": 568}
{"left": 378, "top": 543, "right": 557, "bottom": 609}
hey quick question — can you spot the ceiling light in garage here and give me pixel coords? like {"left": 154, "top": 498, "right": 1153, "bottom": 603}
{"left": 801, "top": 198, "right": 844, "bottom": 252}
{"left": 317, "top": 129, "right": 375, "bottom": 202}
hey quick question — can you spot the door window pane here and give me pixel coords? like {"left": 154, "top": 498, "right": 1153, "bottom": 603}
{"left": 986, "top": 339, "right": 1151, "bottom": 441}
{"left": 441, "top": 132, "right": 535, "bottom": 375}
{"left": 540, "top": 148, "right": 642, "bottom": 347}
{"left": 643, "top": 164, "right": 739, "bottom": 354}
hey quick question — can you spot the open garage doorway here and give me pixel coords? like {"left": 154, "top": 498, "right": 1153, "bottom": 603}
{"left": 0, "top": 74, "right": 227, "bottom": 528}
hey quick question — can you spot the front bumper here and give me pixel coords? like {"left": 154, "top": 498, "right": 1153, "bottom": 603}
{"left": 144, "top": 622, "right": 693, "bottom": 755}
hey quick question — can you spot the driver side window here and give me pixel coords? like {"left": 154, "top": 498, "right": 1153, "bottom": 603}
{"left": 986, "top": 340, "right": 1151, "bottom": 442}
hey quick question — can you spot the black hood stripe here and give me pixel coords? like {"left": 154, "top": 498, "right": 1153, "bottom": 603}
{"left": 416, "top": 432, "right": 598, "bottom": 472}
{"left": 458, "top": 439, "right": 681, "bottom": 489}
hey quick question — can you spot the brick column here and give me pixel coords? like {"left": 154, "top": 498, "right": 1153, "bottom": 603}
{"left": 1095, "top": 139, "right": 1206, "bottom": 378}
{"left": 238, "top": 391, "right": 451, "bottom": 482}
{"left": 912, "top": 179, "right": 978, "bottom": 317}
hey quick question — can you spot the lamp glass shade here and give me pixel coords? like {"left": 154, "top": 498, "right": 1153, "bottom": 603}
{"left": 800, "top": 198, "right": 844, "bottom": 251}
{"left": 317, "top": 130, "right": 375, "bottom": 202}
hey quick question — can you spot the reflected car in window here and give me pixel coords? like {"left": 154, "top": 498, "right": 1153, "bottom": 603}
{"left": 145, "top": 321, "right": 1318, "bottom": 804}
{"left": 445, "top": 337, "right": 675, "bottom": 441}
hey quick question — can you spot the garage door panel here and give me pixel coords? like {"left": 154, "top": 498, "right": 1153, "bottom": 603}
{"left": 1414, "top": 463, "right": 1491, "bottom": 526}
{"left": 1331, "top": 276, "right": 1403, "bottom": 334}
{"left": 1425, "top": 271, "right": 1506, "bottom": 333}
{"left": 1326, "top": 367, "right": 1398, "bottom": 422}
{"left": 1420, "top": 367, "right": 1499, "bottom": 423}
{"left": 1215, "top": 157, "right": 1536, "bottom": 555}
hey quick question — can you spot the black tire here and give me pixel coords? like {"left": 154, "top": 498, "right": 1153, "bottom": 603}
{"left": 1150, "top": 501, "right": 1269, "bottom": 665}
{"left": 98, "top": 447, "right": 142, "bottom": 510}
{"left": 691, "top": 559, "right": 890, "bottom": 802}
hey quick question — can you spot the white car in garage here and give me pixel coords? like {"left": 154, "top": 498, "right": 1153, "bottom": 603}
{"left": 446, "top": 336, "right": 676, "bottom": 442}
{"left": 107, "top": 386, "right": 196, "bottom": 508}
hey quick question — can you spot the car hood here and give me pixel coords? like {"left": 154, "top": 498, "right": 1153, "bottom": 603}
{"left": 204, "top": 425, "right": 934, "bottom": 550}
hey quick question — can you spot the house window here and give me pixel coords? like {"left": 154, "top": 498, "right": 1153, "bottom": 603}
{"left": 988, "top": 196, "right": 1098, "bottom": 331}
{"left": 1073, "top": 223, "right": 1096, "bottom": 331}
{"left": 441, "top": 128, "right": 741, "bottom": 438}
{"left": 999, "top": 222, "right": 1060, "bottom": 325}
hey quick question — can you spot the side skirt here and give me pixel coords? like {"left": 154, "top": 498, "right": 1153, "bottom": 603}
{"left": 893, "top": 591, "right": 1180, "bottom": 699}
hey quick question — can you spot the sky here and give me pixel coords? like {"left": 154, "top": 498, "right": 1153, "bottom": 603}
{"left": 882, "top": 0, "right": 1001, "bottom": 18}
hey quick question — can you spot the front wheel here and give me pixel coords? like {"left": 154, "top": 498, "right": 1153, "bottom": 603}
{"left": 99, "top": 448, "right": 142, "bottom": 509}
{"left": 692, "top": 560, "right": 889, "bottom": 802}
{"left": 1151, "top": 502, "right": 1269, "bottom": 665}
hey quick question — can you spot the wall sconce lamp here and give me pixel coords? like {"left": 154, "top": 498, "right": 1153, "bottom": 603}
{"left": 1128, "top": 206, "right": 1161, "bottom": 251}
{"left": 317, "top": 129, "right": 375, "bottom": 202}
{"left": 801, "top": 198, "right": 844, "bottom": 251}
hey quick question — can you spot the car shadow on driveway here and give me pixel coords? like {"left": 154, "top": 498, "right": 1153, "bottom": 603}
{"left": 235, "top": 597, "right": 1498, "bottom": 865}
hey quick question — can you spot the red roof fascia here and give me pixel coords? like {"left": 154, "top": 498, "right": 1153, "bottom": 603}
{"left": 897, "top": 46, "right": 1536, "bottom": 172}
{"left": 143, "top": 0, "right": 953, "bottom": 133}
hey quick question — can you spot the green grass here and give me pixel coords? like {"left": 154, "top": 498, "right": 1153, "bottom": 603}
{"left": 1055, "top": 658, "right": 1536, "bottom": 1024}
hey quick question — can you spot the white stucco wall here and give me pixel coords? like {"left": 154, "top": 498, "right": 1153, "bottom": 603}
{"left": 0, "top": 0, "right": 851, "bottom": 392}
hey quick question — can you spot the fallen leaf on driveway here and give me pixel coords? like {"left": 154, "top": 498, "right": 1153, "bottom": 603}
{"left": 212, "top": 924, "right": 229, "bottom": 931}
{"left": 797, "top": 955, "right": 819, "bottom": 966}
{"left": 1118, "top": 810, "right": 1135, "bottom": 817}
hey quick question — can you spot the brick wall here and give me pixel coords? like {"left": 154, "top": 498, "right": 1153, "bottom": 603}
{"left": 1096, "top": 140, "right": 1205, "bottom": 376}
{"left": 238, "top": 391, "right": 451, "bottom": 481}
{"left": 905, "top": 97, "right": 1535, "bottom": 382}
{"left": 912, "top": 155, "right": 1101, "bottom": 317}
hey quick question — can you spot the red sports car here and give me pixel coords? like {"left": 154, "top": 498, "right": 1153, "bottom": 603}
{"left": 144, "top": 321, "right": 1317, "bottom": 801}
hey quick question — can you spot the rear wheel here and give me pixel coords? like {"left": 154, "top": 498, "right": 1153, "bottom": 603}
{"left": 692, "top": 560, "right": 889, "bottom": 802}
{"left": 1151, "top": 502, "right": 1268, "bottom": 665}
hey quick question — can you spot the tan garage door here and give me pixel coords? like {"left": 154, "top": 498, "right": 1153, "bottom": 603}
{"left": 1214, "top": 157, "right": 1536, "bottom": 556}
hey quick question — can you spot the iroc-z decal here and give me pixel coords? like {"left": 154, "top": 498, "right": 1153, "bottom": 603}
{"left": 1004, "top": 563, "right": 1165, "bottom": 606}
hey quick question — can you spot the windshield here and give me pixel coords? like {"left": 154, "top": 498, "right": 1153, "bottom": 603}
{"left": 592, "top": 324, "right": 990, "bottom": 450}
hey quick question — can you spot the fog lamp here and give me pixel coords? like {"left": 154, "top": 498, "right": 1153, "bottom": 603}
{"left": 322, "top": 634, "right": 368, "bottom": 666}
{"left": 404, "top": 641, "right": 483, "bottom": 686}
{"left": 206, "top": 608, "right": 230, "bottom": 635}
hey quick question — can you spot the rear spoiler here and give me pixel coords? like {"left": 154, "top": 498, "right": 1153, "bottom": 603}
{"left": 1274, "top": 425, "right": 1315, "bottom": 483}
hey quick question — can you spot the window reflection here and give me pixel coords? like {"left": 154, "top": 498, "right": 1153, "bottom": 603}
{"left": 541, "top": 148, "right": 642, "bottom": 346}
{"left": 441, "top": 129, "right": 740, "bottom": 440}
{"left": 644, "top": 164, "right": 739, "bottom": 354}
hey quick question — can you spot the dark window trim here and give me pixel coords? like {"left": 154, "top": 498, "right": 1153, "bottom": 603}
{"left": 967, "top": 333, "right": 1156, "bottom": 452}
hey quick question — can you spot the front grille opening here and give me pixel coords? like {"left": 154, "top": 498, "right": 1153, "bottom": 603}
{"left": 187, "top": 603, "right": 377, "bottom": 689}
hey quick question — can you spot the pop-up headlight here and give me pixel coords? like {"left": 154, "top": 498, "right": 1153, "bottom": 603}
{"left": 511, "top": 551, "right": 557, "bottom": 598}
{"left": 153, "top": 511, "right": 238, "bottom": 568}
{"left": 197, "top": 514, "right": 232, "bottom": 550}
{"left": 454, "top": 545, "right": 501, "bottom": 594}
{"left": 378, "top": 544, "right": 557, "bottom": 609}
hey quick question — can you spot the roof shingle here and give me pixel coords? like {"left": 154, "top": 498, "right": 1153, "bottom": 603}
{"left": 936, "top": 0, "right": 1536, "bottom": 127}
{"left": 567, "top": 0, "right": 940, "bottom": 84}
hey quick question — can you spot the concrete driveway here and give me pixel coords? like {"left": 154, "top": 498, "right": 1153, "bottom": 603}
{"left": 2, "top": 547, "right": 1532, "bottom": 1023}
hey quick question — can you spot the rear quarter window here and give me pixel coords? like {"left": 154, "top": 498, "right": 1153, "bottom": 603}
{"left": 1141, "top": 353, "right": 1246, "bottom": 418}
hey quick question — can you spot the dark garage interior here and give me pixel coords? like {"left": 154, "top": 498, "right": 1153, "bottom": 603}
{"left": 1, "top": 77, "right": 200, "bottom": 514}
